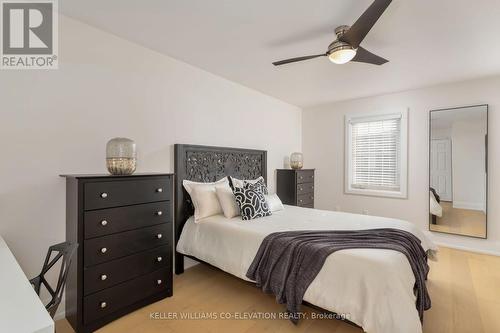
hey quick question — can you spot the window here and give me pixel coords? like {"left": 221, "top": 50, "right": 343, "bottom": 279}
{"left": 345, "top": 110, "right": 408, "bottom": 198}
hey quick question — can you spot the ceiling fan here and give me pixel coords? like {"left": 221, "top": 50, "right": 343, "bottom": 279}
{"left": 273, "top": 0, "right": 392, "bottom": 67}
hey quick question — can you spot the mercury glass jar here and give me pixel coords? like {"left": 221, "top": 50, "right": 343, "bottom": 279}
{"left": 290, "top": 152, "right": 304, "bottom": 170}
{"left": 106, "top": 138, "right": 136, "bottom": 175}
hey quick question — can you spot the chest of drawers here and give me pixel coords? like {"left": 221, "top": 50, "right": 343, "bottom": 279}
{"left": 61, "top": 173, "right": 174, "bottom": 333}
{"left": 276, "top": 169, "right": 315, "bottom": 208}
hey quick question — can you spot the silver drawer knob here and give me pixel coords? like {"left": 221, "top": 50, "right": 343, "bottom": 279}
{"left": 100, "top": 220, "right": 108, "bottom": 226}
{"left": 299, "top": 176, "right": 303, "bottom": 179}
{"left": 157, "top": 256, "right": 163, "bottom": 262}
{"left": 100, "top": 247, "right": 107, "bottom": 254}
{"left": 100, "top": 192, "right": 108, "bottom": 198}
{"left": 299, "top": 187, "right": 303, "bottom": 191}
{"left": 157, "top": 233, "right": 162, "bottom": 239}
{"left": 156, "top": 211, "right": 163, "bottom": 216}
{"left": 157, "top": 279, "right": 162, "bottom": 285}
{"left": 156, "top": 188, "right": 163, "bottom": 193}
{"left": 299, "top": 199, "right": 303, "bottom": 203}
{"left": 100, "top": 302, "right": 107, "bottom": 309}
{"left": 101, "top": 274, "right": 107, "bottom": 281}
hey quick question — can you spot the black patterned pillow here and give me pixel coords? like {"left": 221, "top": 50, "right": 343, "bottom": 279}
{"left": 243, "top": 178, "right": 269, "bottom": 195}
{"left": 233, "top": 186, "right": 272, "bottom": 220}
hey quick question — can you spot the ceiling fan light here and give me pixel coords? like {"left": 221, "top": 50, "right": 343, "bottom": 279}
{"left": 328, "top": 48, "right": 357, "bottom": 64}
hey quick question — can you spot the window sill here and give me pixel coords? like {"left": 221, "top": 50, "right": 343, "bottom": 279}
{"left": 345, "top": 187, "right": 407, "bottom": 199}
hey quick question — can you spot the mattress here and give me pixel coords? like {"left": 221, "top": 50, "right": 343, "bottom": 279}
{"left": 176, "top": 205, "right": 437, "bottom": 333}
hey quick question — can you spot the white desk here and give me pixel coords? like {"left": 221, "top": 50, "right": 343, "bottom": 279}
{"left": 0, "top": 236, "right": 54, "bottom": 333}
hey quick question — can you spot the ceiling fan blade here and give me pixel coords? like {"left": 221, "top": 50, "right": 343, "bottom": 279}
{"left": 340, "top": 0, "right": 392, "bottom": 48}
{"left": 272, "top": 54, "right": 326, "bottom": 66}
{"left": 351, "top": 46, "right": 388, "bottom": 65}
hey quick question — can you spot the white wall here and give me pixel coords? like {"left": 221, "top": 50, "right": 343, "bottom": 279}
{"left": 451, "top": 118, "right": 487, "bottom": 211}
{"left": 0, "top": 15, "right": 301, "bottom": 308}
{"left": 303, "top": 76, "right": 500, "bottom": 255}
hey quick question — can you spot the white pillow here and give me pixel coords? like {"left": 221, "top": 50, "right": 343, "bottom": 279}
{"left": 182, "top": 177, "right": 227, "bottom": 196}
{"left": 230, "top": 176, "right": 265, "bottom": 188}
{"left": 265, "top": 193, "right": 284, "bottom": 212}
{"left": 215, "top": 183, "right": 240, "bottom": 218}
{"left": 183, "top": 177, "right": 228, "bottom": 222}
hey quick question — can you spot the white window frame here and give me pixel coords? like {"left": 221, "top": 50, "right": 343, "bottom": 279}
{"left": 345, "top": 109, "right": 408, "bottom": 199}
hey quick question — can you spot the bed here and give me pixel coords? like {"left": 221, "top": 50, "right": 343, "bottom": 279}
{"left": 174, "top": 144, "right": 437, "bottom": 333}
{"left": 429, "top": 187, "right": 442, "bottom": 224}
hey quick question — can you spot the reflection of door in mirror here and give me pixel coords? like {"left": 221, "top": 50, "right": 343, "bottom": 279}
{"left": 429, "top": 105, "right": 487, "bottom": 239}
{"left": 430, "top": 139, "right": 452, "bottom": 201}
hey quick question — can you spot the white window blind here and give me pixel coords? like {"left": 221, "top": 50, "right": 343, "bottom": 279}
{"left": 350, "top": 116, "right": 401, "bottom": 191}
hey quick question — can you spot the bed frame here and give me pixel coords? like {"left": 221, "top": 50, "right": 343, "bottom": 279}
{"left": 174, "top": 144, "right": 267, "bottom": 274}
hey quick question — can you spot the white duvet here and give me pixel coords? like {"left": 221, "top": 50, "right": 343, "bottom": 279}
{"left": 177, "top": 205, "right": 437, "bottom": 333}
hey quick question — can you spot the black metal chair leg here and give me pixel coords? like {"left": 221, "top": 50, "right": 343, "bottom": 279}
{"left": 30, "top": 241, "right": 78, "bottom": 318}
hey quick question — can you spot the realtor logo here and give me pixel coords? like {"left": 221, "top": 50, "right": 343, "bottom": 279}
{"left": 1, "top": 0, "right": 58, "bottom": 69}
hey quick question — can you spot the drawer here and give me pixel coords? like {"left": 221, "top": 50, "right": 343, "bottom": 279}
{"left": 84, "top": 177, "right": 171, "bottom": 210}
{"left": 296, "top": 182, "right": 314, "bottom": 195}
{"left": 84, "top": 202, "right": 171, "bottom": 239}
{"left": 297, "top": 193, "right": 314, "bottom": 206}
{"left": 84, "top": 224, "right": 171, "bottom": 267}
{"left": 84, "top": 245, "right": 171, "bottom": 295}
{"left": 83, "top": 267, "right": 170, "bottom": 324}
{"left": 296, "top": 170, "right": 314, "bottom": 184}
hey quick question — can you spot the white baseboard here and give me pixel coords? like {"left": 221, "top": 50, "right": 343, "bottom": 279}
{"left": 184, "top": 257, "right": 199, "bottom": 269}
{"left": 435, "top": 241, "right": 500, "bottom": 257}
{"left": 452, "top": 201, "right": 485, "bottom": 211}
{"left": 54, "top": 308, "right": 65, "bottom": 321}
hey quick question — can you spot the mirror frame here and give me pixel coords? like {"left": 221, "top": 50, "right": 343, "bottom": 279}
{"left": 428, "top": 104, "right": 488, "bottom": 239}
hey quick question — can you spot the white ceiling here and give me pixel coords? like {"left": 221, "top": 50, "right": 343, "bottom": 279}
{"left": 61, "top": 0, "right": 500, "bottom": 108}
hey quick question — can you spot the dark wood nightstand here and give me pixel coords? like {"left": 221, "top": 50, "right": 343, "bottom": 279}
{"left": 276, "top": 169, "right": 315, "bottom": 208}
{"left": 61, "top": 173, "right": 174, "bottom": 333}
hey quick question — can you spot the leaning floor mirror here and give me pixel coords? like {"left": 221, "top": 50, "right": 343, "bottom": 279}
{"left": 429, "top": 105, "right": 488, "bottom": 238}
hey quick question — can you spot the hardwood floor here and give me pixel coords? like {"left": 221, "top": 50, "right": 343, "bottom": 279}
{"left": 57, "top": 247, "right": 500, "bottom": 333}
{"left": 430, "top": 202, "right": 486, "bottom": 238}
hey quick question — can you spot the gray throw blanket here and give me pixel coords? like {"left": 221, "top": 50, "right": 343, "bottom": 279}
{"left": 246, "top": 228, "right": 430, "bottom": 323}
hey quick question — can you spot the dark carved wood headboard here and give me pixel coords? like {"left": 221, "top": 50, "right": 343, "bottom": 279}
{"left": 174, "top": 144, "right": 267, "bottom": 274}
